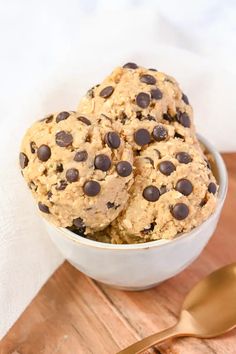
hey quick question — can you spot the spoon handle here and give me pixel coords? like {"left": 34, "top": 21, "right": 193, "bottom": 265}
{"left": 117, "top": 325, "right": 181, "bottom": 354}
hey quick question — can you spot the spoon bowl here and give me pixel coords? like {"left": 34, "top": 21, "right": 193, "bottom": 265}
{"left": 180, "top": 263, "right": 236, "bottom": 338}
{"left": 118, "top": 263, "right": 236, "bottom": 354}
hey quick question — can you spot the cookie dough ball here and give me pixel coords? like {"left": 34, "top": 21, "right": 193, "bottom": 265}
{"left": 109, "top": 139, "right": 218, "bottom": 243}
{"left": 19, "top": 111, "right": 134, "bottom": 234}
{"left": 78, "top": 64, "right": 196, "bottom": 147}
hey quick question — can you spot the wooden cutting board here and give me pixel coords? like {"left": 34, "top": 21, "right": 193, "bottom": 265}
{"left": 1, "top": 153, "right": 236, "bottom": 354}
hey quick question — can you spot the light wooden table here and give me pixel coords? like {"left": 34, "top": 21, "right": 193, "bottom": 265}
{"left": 1, "top": 154, "right": 236, "bottom": 354}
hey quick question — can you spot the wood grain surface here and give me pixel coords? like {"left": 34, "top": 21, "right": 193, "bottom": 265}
{"left": 1, "top": 153, "right": 236, "bottom": 354}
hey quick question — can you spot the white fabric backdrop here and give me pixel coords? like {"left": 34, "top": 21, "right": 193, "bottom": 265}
{"left": 1, "top": 0, "right": 236, "bottom": 339}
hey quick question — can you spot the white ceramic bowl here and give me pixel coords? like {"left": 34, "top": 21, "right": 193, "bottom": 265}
{"left": 45, "top": 135, "right": 228, "bottom": 290}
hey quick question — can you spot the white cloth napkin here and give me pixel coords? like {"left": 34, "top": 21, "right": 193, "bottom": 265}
{"left": 1, "top": 0, "right": 236, "bottom": 340}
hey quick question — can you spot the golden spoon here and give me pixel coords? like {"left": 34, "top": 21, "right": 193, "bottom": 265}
{"left": 118, "top": 263, "right": 236, "bottom": 354}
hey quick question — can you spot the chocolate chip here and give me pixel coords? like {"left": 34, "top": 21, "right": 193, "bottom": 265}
{"left": 182, "top": 93, "right": 189, "bottom": 105}
{"left": 146, "top": 114, "right": 156, "bottom": 121}
{"left": 56, "top": 111, "right": 70, "bottom": 123}
{"left": 140, "top": 74, "right": 156, "bottom": 85}
{"left": 176, "top": 152, "right": 192, "bottom": 164}
{"left": 158, "top": 161, "right": 176, "bottom": 176}
{"left": 134, "top": 128, "right": 151, "bottom": 146}
{"left": 153, "top": 125, "right": 168, "bottom": 142}
{"left": 163, "top": 113, "right": 174, "bottom": 122}
{"left": 30, "top": 141, "right": 36, "bottom": 154}
{"left": 55, "top": 131, "right": 73, "bottom": 147}
{"left": 73, "top": 217, "right": 84, "bottom": 228}
{"left": 208, "top": 182, "right": 217, "bottom": 194}
{"left": 38, "top": 202, "right": 50, "bottom": 214}
{"left": 144, "top": 157, "right": 154, "bottom": 167}
{"left": 123, "top": 62, "right": 138, "bottom": 69}
{"left": 107, "top": 202, "right": 115, "bottom": 209}
{"left": 160, "top": 185, "right": 167, "bottom": 195}
{"left": 40, "top": 115, "right": 53, "bottom": 123}
{"left": 19, "top": 152, "right": 29, "bottom": 169}
{"left": 73, "top": 217, "right": 86, "bottom": 234}
{"left": 143, "top": 186, "right": 160, "bottom": 202}
{"left": 116, "top": 161, "right": 132, "bottom": 177}
{"left": 74, "top": 150, "right": 88, "bottom": 162}
{"left": 37, "top": 145, "right": 51, "bottom": 162}
{"left": 83, "top": 180, "right": 101, "bottom": 196}
{"left": 47, "top": 191, "right": 53, "bottom": 199}
{"left": 174, "top": 132, "right": 185, "bottom": 140}
{"left": 56, "top": 180, "right": 68, "bottom": 190}
{"left": 171, "top": 203, "right": 189, "bottom": 220}
{"left": 77, "top": 116, "right": 91, "bottom": 126}
{"left": 149, "top": 68, "right": 158, "bottom": 72}
{"left": 136, "top": 92, "right": 150, "bottom": 108}
{"left": 177, "top": 112, "right": 191, "bottom": 128}
{"left": 66, "top": 168, "right": 79, "bottom": 183}
{"left": 56, "top": 163, "right": 64, "bottom": 173}
{"left": 99, "top": 86, "right": 114, "bottom": 98}
{"left": 150, "top": 88, "right": 163, "bottom": 100}
{"left": 94, "top": 154, "right": 111, "bottom": 171}
{"left": 175, "top": 179, "right": 193, "bottom": 196}
{"left": 105, "top": 131, "right": 121, "bottom": 149}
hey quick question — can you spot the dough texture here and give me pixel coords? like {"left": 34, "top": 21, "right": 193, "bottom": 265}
{"left": 20, "top": 112, "right": 134, "bottom": 234}
{"left": 20, "top": 64, "right": 218, "bottom": 243}
{"left": 78, "top": 66, "right": 197, "bottom": 147}
{"left": 108, "top": 139, "right": 217, "bottom": 244}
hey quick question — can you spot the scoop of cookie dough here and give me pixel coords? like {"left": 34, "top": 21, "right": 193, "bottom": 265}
{"left": 20, "top": 64, "right": 218, "bottom": 244}
{"left": 78, "top": 64, "right": 197, "bottom": 148}
{"left": 19, "top": 111, "right": 134, "bottom": 234}
{"left": 108, "top": 139, "right": 218, "bottom": 243}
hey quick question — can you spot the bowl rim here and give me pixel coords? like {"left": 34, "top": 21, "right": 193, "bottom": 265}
{"left": 48, "top": 134, "right": 228, "bottom": 250}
